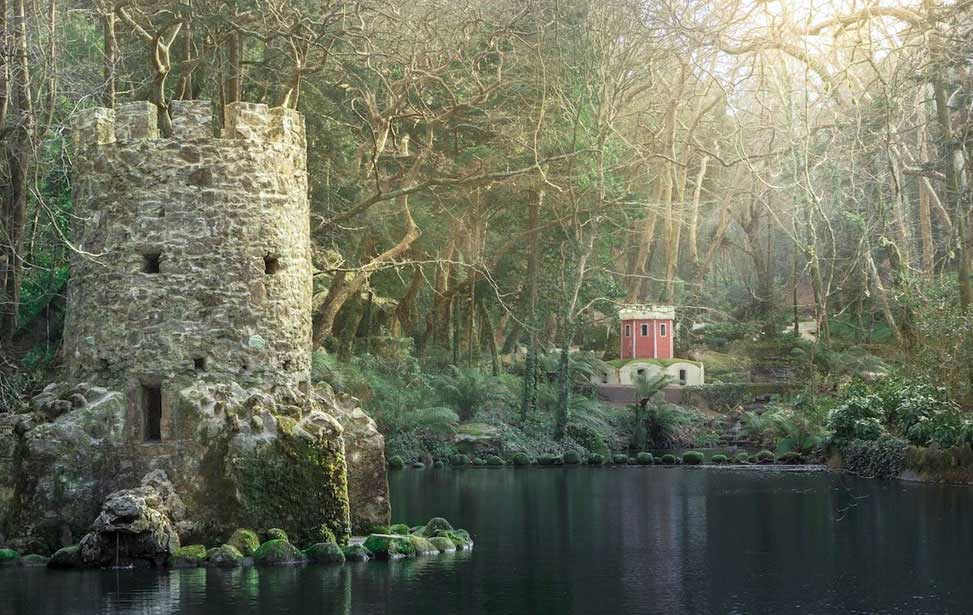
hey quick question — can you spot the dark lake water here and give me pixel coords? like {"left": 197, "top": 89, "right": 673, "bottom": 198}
{"left": 3, "top": 467, "right": 973, "bottom": 614}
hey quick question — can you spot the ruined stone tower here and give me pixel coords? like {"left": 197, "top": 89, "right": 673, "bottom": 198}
{"left": 65, "top": 100, "right": 312, "bottom": 441}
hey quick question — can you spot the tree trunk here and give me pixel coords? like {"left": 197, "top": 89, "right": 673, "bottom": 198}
{"left": 521, "top": 189, "right": 541, "bottom": 420}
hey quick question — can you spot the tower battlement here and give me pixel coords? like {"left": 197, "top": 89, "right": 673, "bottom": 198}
{"left": 64, "top": 100, "right": 312, "bottom": 441}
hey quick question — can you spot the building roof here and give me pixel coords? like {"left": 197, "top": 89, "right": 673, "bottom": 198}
{"left": 618, "top": 305, "right": 675, "bottom": 320}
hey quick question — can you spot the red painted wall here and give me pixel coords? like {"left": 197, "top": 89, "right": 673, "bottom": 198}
{"left": 620, "top": 318, "right": 673, "bottom": 359}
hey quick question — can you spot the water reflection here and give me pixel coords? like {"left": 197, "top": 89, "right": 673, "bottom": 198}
{"left": 2, "top": 469, "right": 971, "bottom": 614}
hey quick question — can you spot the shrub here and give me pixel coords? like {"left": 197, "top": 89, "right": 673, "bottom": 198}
{"left": 485, "top": 455, "right": 505, "bottom": 466}
{"left": 449, "top": 454, "right": 471, "bottom": 466}
{"left": 775, "top": 451, "right": 805, "bottom": 465}
{"left": 636, "top": 452, "right": 654, "bottom": 465}
{"left": 388, "top": 455, "right": 405, "bottom": 470}
{"left": 588, "top": 453, "right": 605, "bottom": 465}
{"left": 711, "top": 454, "right": 728, "bottom": 464}
{"left": 843, "top": 436, "right": 907, "bottom": 479}
{"left": 563, "top": 450, "right": 582, "bottom": 465}
{"left": 827, "top": 395, "right": 884, "bottom": 443}
{"left": 433, "top": 366, "right": 512, "bottom": 421}
{"left": 612, "top": 454, "right": 628, "bottom": 464}
{"left": 473, "top": 458, "right": 486, "bottom": 466}
{"left": 682, "top": 451, "right": 704, "bottom": 465}
{"left": 661, "top": 454, "right": 677, "bottom": 465}
{"left": 538, "top": 454, "right": 561, "bottom": 465}
{"left": 512, "top": 452, "right": 531, "bottom": 466}
{"left": 734, "top": 452, "right": 750, "bottom": 464}
{"left": 755, "top": 450, "right": 775, "bottom": 464}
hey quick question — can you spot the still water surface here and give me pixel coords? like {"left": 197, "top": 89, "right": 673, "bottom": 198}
{"left": 2, "top": 467, "right": 972, "bottom": 614}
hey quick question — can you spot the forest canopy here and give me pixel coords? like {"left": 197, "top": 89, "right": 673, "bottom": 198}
{"left": 1, "top": 0, "right": 972, "bottom": 408}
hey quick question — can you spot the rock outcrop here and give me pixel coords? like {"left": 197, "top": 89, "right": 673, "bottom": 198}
{"left": 79, "top": 470, "right": 182, "bottom": 567}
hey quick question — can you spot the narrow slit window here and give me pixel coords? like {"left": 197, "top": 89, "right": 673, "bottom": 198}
{"left": 193, "top": 357, "right": 207, "bottom": 372}
{"left": 678, "top": 369, "right": 687, "bottom": 383}
{"left": 264, "top": 254, "right": 281, "bottom": 275}
{"left": 640, "top": 323, "right": 649, "bottom": 337}
{"left": 660, "top": 323, "right": 668, "bottom": 337}
{"left": 142, "top": 384, "right": 162, "bottom": 442}
{"left": 142, "top": 253, "right": 161, "bottom": 274}
{"left": 624, "top": 324, "right": 631, "bottom": 337}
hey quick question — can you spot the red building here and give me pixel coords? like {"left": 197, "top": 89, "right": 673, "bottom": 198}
{"left": 619, "top": 305, "right": 674, "bottom": 360}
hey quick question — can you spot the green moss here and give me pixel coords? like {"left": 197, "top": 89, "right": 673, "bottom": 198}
{"left": 48, "top": 545, "right": 82, "bottom": 569}
{"left": 22, "top": 554, "right": 49, "bottom": 567}
{"left": 254, "top": 539, "right": 303, "bottom": 565}
{"left": 428, "top": 536, "right": 456, "bottom": 552}
{"left": 409, "top": 535, "right": 438, "bottom": 555}
{"left": 342, "top": 543, "right": 371, "bottom": 562}
{"left": 227, "top": 528, "right": 260, "bottom": 556}
{"left": 266, "top": 528, "right": 289, "bottom": 542}
{"left": 755, "top": 450, "right": 775, "bottom": 464}
{"left": 0, "top": 549, "right": 19, "bottom": 565}
{"left": 485, "top": 455, "right": 505, "bottom": 466}
{"left": 175, "top": 545, "right": 208, "bottom": 560}
{"left": 276, "top": 416, "right": 298, "bottom": 436}
{"left": 207, "top": 544, "right": 245, "bottom": 568}
{"left": 512, "top": 452, "right": 530, "bottom": 466}
{"left": 449, "top": 454, "right": 470, "bottom": 466}
{"left": 233, "top": 427, "right": 350, "bottom": 546}
{"left": 612, "top": 454, "right": 628, "bottom": 464}
{"left": 388, "top": 455, "right": 405, "bottom": 469}
{"left": 637, "top": 452, "right": 654, "bottom": 465}
{"left": 433, "top": 460, "right": 445, "bottom": 469}
{"left": 588, "top": 454, "right": 605, "bottom": 465}
{"left": 472, "top": 458, "right": 486, "bottom": 466}
{"left": 389, "top": 523, "right": 411, "bottom": 536}
{"left": 683, "top": 451, "right": 704, "bottom": 465}
{"left": 538, "top": 454, "right": 561, "bottom": 465}
{"left": 305, "top": 542, "right": 345, "bottom": 564}
{"left": 417, "top": 517, "right": 453, "bottom": 537}
{"left": 432, "top": 529, "right": 473, "bottom": 549}
{"left": 368, "top": 524, "right": 391, "bottom": 535}
{"left": 711, "top": 454, "right": 728, "bottom": 464}
{"left": 661, "top": 454, "right": 677, "bottom": 465}
{"left": 734, "top": 452, "right": 750, "bottom": 464}
{"left": 362, "top": 534, "right": 416, "bottom": 559}
{"left": 563, "top": 451, "right": 582, "bottom": 465}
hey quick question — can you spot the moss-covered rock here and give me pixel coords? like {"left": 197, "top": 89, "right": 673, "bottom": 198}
{"left": 254, "top": 539, "right": 303, "bottom": 566}
{"left": 362, "top": 534, "right": 416, "bottom": 560}
{"left": 755, "top": 450, "right": 775, "bottom": 464}
{"left": 449, "top": 454, "right": 470, "bottom": 466}
{"left": 206, "top": 544, "right": 245, "bottom": 568}
{"left": 368, "top": 524, "right": 391, "bottom": 535}
{"left": 227, "top": 528, "right": 260, "bottom": 556}
{"left": 389, "top": 523, "right": 411, "bottom": 536}
{"left": 342, "top": 544, "right": 371, "bottom": 562}
{"left": 428, "top": 537, "right": 456, "bottom": 553}
{"left": 21, "top": 554, "right": 49, "bottom": 567}
{"left": 47, "top": 545, "right": 82, "bottom": 569}
{"left": 538, "top": 454, "right": 561, "bottom": 466}
{"left": 472, "top": 458, "right": 486, "bottom": 466}
{"left": 408, "top": 535, "right": 438, "bottom": 555}
{"left": 388, "top": 456, "right": 405, "bottom": 469}
{"left": 661, "top": 454, "right": 677, "bottom": 465}
{"left": 266, "top": 528, "right": 289, "bottom": 542}
{"left": 512, "top": 452, "right": 530, "bottom": 466}
{"left": 637, "top": 452, "right": 654, "bottom": 465}
{"left": 416, "top": 517, "right": 454, "bottom": 538}
{"left": 485, "top": 455, "right": 505, "bottom": 466}
{"left": 612, "top": 454, "right": 628, "bottom": 464}
{"left": 563, "top": 451, "right": 582, "bottom": 465}
{"left": 588, "top": 454, "right": 605, "bottom": 465}
{"left": 734, "top": 452, "right": 750, "bottom": 464}
{"left": 171, "top": 545, "right": 208, "bottom": 568}
{"left": 683, "top": 451, "right": 704, "bottom": 465}
{"left": 305, "top": 542, "right": 345, "bottom": 564}
{"left": 711, "top": 454, "right": 728, "bottom": 465}
{"left": 411, "top": 461, "right": 425, "bottom": 469}
{"left": 0, "top": 549, "right": 20, "bottom": 567}
{"left": 433, "top": 460, "right": 445, "bottom": 469}
{"left": 432, "top": 529, "right": 474, "bottom": 550}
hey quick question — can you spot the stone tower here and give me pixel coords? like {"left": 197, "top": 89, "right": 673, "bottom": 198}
{"left": 65, "top": 100, "right": 312, "bottom": 441}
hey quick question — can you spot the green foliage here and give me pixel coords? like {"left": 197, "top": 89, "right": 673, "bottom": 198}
{"left": 775, "top": 451, "right": 805, "bottom": 464}
{"left": 682, "top": 451, "right": 704, "bottom": 465}
{"left": 636, "top": 452, "right": 654, "bottom": 465}
{"left": 843, "top": 437, "right": 907, "bottom": 479}
{"left": 389, "top": 524, "right": 411, "bottom": 536}
{"left": 433, "top": 366, "right": 512, "bottom": 421}
{"left": 0, "top": 549, "right": 20, "bottom": 564}
{"left": 827, "top": 395, "right": 885, "bottom": 443}
{"left": 755, "top": 450, "right": 775, "bottom": 464}
{"left": 227, "top": 528, "right": 260, "bottom": 557}
{"left": 711, "top": 454, "right": 728, "bottom": 464}
{"left": 734, "top": 452, "right": 750, "bottom": 464}
{"left": 266, "top": 528, "right": 289, "bottom": 543}
{"left": 388, "top": 455, "right": 405, "bottom": 469}
{"left": 682, "top": 383, "right": 751, "bottom": 410}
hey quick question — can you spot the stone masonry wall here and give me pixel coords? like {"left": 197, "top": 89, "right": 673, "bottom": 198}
{"left": 64, "top": 100, "right": 312, "bottom": 439}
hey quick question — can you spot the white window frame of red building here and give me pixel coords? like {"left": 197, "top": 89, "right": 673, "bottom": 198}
{"left": 624, "top": 324, "right": 631, "bottom": 337}
{"left": 640, "top": 323, "right": 648, "bottom": 337}
{"left": 660, "top": 322, "right": 668, "bottom": 337}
